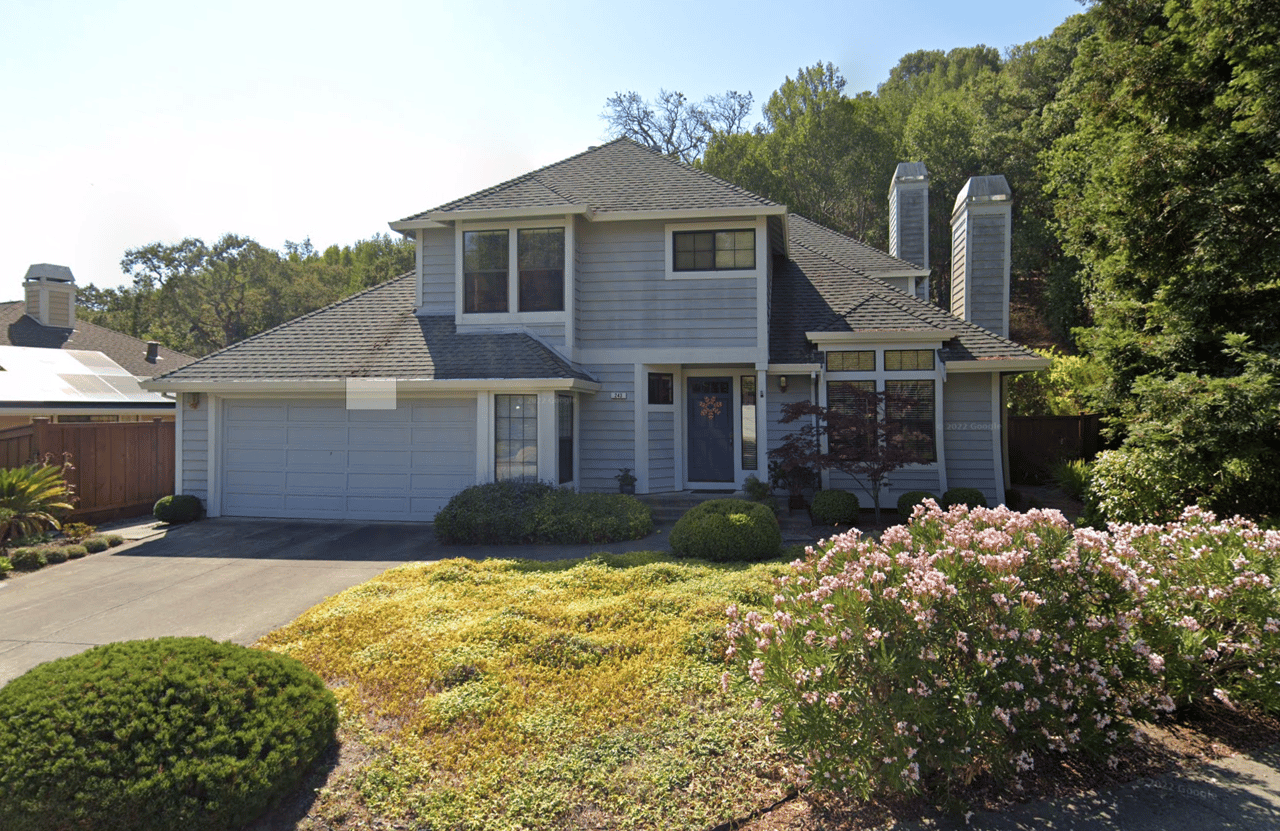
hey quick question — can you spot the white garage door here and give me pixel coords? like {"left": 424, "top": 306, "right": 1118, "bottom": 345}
{"left": 220, "top": 398, "right": 477, "bottom": 521}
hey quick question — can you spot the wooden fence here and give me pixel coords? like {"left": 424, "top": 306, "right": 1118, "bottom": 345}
{"left": 1007, "top": 414, "right": 1103, "bottom": 484}
{"left": 0, "top": 420, "right": 174, "bottom": 523}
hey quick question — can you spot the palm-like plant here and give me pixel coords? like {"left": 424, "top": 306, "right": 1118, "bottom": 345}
{"left": 0, "top": 460, "right": 76, "bottom": 551}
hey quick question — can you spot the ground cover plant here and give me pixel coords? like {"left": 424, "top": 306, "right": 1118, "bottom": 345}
{"left": 259, "top": 553, "right": 792, "bottom": 830}
{"left": 0, "top": 637, "right": 337, "bottom": 831}
{"left": 726, "top": 501, "right": 1280, "bottom": 812}
{"left": 433, "top": 481, "right": 653, "bottom": 545}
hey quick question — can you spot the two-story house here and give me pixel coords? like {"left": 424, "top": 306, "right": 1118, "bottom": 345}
{"left": 145, "top": 140, "right": 1046, "bottom": 521}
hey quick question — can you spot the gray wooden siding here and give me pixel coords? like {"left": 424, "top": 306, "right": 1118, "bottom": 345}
{"left": 578, "top": 365, "right": 635, "bottom": 492}
{"left": 967, "top": 215, "right": 1007, "bottom": 337}
{"left": 828, "top": 467, "right": 941, "bottom": 509}
{"left": 182, "top": 400, "right": 209, "bottom": 501}
{"left": 648, "top": 410, "right": 675, "bottom": 492}
{"left": 943, "top": 373, "right": 999, "bottom": 504}
{"left": 576, "top": 221, "right": 758, "bottom": 350}
{"left": 419, "top": 227, "right": 454, "bottom": 314}
{"left": 521, "top": 323, "right": 565, "bottom": 347}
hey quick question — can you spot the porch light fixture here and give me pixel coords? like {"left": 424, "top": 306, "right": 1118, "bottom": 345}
{"left": 778, "top": 375, "right": 788, "bottom": 393}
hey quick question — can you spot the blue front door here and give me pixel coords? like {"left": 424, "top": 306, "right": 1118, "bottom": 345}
{"left": 687, "top": 377, "right": 733, "bottom": 482}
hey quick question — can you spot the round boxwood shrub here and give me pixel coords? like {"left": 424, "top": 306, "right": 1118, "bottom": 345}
{"left": 810, "top": 489, "right": 860, "bottom": 526}
{"left": 8, "top": 547, "right": 45, "bottom": 571}
{"left": 897, "top": 490, "right": 937, "bottom": 521}
{"left": 669, "top": 499, "right": 781, "bottom": 562}
{"left": 0, "top": 637, "right": 338, "bottom": 831}
{"left": 83, "top": 536, "right": 110, "bottom": 553}
{"left": 43, "top": 547, "right": 70, "bottom": 565}
{"left": 943, "top": 487, "right": 989, "bottom": 510}
{"left": 153, "top": 494, "right": 202, "bottom": 524}
{"left": 105, "top": 533, "right": 125, "bottom": 547}
{"left": 434, "top": 480, "right": 555, "bottom": 544}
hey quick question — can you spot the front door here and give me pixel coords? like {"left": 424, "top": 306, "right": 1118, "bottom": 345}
{"left": 687, "top": 377, "right": 733, "bottom": 482}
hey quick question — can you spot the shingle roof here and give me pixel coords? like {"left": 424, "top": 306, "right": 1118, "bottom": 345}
{"left": 148, "top": 275, "right": 596, "bottom": 384}
{"left": 771, "top": 216, "right": 1042, "bottom": 365}
{"left": 401, "top": 138, "right": 782, "bottom": 220}
{"left": 0, "top": 301, "right": 195, "bottom": 378}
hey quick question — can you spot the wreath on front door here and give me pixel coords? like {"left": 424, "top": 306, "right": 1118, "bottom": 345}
{"left": 699, "top": 394, "right": 723, "bottom": 422}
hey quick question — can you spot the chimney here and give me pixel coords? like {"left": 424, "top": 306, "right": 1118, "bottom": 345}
{"left": 950, "top": 176, "right": 1012, "bottom": 338}
{"left": 23, "top": 264, "right": 77, "bottom": 329}
{"left": 888, "top": 162, "right": 929, "bottom": 302}
{"left": 146, "top": 341, "right": 160, "bottom": 363}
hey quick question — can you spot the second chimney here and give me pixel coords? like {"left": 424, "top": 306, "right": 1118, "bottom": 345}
{"left": 888, "top": 162, "right": 929, "bottom": 302}
{"left": 23, "top": 264, "right": 77, "bottom": 329}
{"left": 950, "top": 176, "right": 1012, "bottom": 339}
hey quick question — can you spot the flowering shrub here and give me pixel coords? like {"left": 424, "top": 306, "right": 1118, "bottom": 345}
{"left": 726, "top": 501, "right": 1159, "bottom": 804}
{"left": 1097, "top": 506, "right": 1280, "bottom": 712}
{"left": 726, "top": 500, "right": 1280, "bottom": 807}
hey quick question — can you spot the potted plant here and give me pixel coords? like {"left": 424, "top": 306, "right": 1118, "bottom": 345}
{"left": 768, "top": 459, "right": 819, "bottom": 512}
{"left": 615, "top": 468, "right": 637, "bottom": 495}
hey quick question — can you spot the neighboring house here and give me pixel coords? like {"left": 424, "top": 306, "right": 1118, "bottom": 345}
{"left": 0, "top": 264, "right": 194, "bottom": 429}
{"left": 145, "top": 140, "right": 1047, "bottom": 521}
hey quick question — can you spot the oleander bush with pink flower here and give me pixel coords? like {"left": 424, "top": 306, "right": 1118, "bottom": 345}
{"left": 725, "top": 501, "right": 1280, "bottom": 807}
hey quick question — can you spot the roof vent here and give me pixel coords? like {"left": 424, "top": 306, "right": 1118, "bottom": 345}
{"left": 146, "top": 341, "right": 160, "bottom": 363}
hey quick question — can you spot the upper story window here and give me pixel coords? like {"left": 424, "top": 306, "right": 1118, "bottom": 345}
{"left": 885, "top": 349, "right": 935, "bottom": 371}
{"left": 673, "top": 229, "right": 755, "bottom": 272}
{"left": 462, "top": 226, "right": 565, "bottom": 314}
{"left": 827, "top": 350, "right": 875, "bottom": 372}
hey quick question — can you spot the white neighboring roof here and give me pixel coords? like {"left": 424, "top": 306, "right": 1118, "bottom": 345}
{"left": 0, "top": 345, "right": 174, "bottom": 408}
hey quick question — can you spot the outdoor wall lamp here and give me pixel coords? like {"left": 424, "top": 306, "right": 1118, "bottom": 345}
{"left": 778, "top": 375, "right": 788, "bottom": 393}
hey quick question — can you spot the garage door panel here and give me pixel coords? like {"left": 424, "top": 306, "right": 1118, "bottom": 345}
{"left": 349, "top": 450, "right": 410, "bottom": 470}
{"left": 286, "top": 403, "right": 347, "bottom": 421}
{"left": 285, "top": 471, "right": 347, "bottom": 491}
{"left": 224, "top": 448, "right": 286, "bottom": 469}
{"left": 288, "top": 425, "right": 348, "bottom": 445}
{"left": 286, "top": 449, "right": 348, "bottom": 467}
{"left": 283, "top": 494, "right": 347, "bottom": 515}
{"left": 349, "top": 425, "right": 411, "bottom": 447}
{"left": 222, "top": 397, "right": 477, "bottom": 521}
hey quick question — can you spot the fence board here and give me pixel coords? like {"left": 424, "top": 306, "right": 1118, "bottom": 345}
{"left": 0, "top": 421, "right": 175, "bottom": 522}
{"left": 1007, "top": 414, "right": 1102, "bottom": 485}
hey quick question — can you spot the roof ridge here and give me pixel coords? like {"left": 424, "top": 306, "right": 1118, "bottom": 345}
{"left": 149, "top": 272, "right": 414, "bottom": 381}
{"left": 405, "top": 138, "right": 633, "bottom": 220}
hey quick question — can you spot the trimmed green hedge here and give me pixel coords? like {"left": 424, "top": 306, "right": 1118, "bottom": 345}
{"left": 154, "top": 494, "right": 202, "bottom": 524}
{"left": 897, "top": 490, "right": 937, "bottom": 521}
{"left": 810, "top": 489, "right": 860, "bottom": 526}
{"left": 942, "top": 487, "right": 989, "bottom": 510}
{"left": 434, "top": 481, "right": 653, "bottom": 545}
{"left": 0, "top": 637, "right": 337, "bottom": 831}
{"left": 669, "top": 499, "right": 781, "bottom": 562}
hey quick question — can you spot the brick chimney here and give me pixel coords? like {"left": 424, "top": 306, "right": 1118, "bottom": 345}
{"left": 23, "top": 264, "right": 77, "bottom": 329}
{"left": 950, "top": 176, "right": 1012, "bottom": 338}
{"left": 888, "top": 162, "right": 929, "bottom": 302}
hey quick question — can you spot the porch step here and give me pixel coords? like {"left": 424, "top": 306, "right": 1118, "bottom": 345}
{"left": 635, "top": 491, "right": 743, "bottom": 524}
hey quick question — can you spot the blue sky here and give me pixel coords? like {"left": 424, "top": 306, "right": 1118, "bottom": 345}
{"left": 1, "top": 0, "right": 1085, "bottom": 294}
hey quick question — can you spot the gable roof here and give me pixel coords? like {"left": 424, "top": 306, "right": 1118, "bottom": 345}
{"left": 772, "top": 216, "right": 1043, "bottom": 366}
{"left": 0, "top": 301, "right": 195, "bottom": 378}
{"left": 397, "top": 138, "right": 783, "bottom": 222}
{"left": 145, "top": 275, "right": 597, "bottom": 387}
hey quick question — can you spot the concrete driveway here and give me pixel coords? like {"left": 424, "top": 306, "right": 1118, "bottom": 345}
{"left": 0, "top": 518, "right": 442, "bottom": 686}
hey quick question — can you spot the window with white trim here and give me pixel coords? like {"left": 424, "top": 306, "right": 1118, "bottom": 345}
{"left": 495, "top": 394, "right": 538, "bottom": 480}
{"left": 462, "top": 226, "right": 565, "bottom": 314}
{"left": 672, "top": 229, "right": 755, "bottom": 271}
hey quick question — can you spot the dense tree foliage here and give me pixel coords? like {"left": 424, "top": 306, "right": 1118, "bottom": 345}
{"left": 1046, "top": 0, "right": 1280, "bottom": 518}
{"left": 79, "top": 233, "right": 413, "bottom": 356}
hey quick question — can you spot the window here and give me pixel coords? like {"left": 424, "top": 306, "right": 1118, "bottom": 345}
{"left": 648, "top": 372, "right": 674, "bottom": 405}
{"left": 740, "top": 375, "right": 757, "bottom": 470}
{"left": 886, "top": 380, "right": 936, "bottom": 462}
{"left": 495, "top": 394, "right": 537, "bottom": 480}
{"left": 463, "top": 230, "right": 508, "bottom": 313}
{"left": 827, "top": 380, "right": 876, "bottom": 455}
{"left": 518, "top": 228, "right": 564, "bottom": 312}
{"left": 885, "top": 349, "right": 935, "bottom": 371}
{"left": 463, "top": 227, "right": 565, "bottom": 314}
{"left": 673, "top": 229, "right": 755, "bottom": 271}
{"left": 827, "top": 350, "right": 875, "bottom": 372}
{"left": 557, "top": 393, "right": 574, "bottom": 484}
